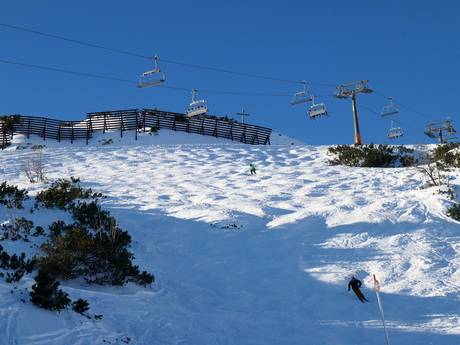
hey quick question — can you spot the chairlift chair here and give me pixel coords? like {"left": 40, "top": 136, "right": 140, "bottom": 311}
{"left": 308, "top": 96, "right": 328, "bottom": 119}
{"left": 290, "top": 80, "right": 313, "bottom": 105}
{"left": 387, "top": 121, "right": 403, "bottom": 139}
{"left": 424, "top": 124, "right": 436, "bottom": 139}
{"left": 186, "top": 89, "right": 208, "bottom": 117}
{"left": 381, "top": 97, "right": 399, "bottom": 117}
{"left": 138, "top": 55, "right": 166, "bottom": 88}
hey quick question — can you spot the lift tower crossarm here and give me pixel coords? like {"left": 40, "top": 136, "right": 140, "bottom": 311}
{"left": 335, "top": 80, "right": 373, "bottom": 145}
{"left": 424, "top": 118, "right": 457, "bottom": 144}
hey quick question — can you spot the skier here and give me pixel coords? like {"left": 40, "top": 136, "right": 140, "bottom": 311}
{"left": 249, "top": 163, "right": 256, "bottom": 175}
{"left": 348, "top": 276, "right": 368, "bottom": 303}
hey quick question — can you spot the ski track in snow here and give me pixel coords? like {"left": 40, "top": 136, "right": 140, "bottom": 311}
{"left": 0, "top": 132, "right": 459, "bottom": 344}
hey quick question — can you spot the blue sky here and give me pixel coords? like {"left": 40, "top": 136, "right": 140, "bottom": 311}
{"left": 1, "top": 0, "right": 459, "bottom": 144}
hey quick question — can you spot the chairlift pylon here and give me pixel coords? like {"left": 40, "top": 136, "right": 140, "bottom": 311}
{"left": 387, "top": 120, "right": 403, "bottom": 139}
{"left": 424, "top": 117, "right": 457, "bottom": 143}
{"left": 381, "top": 96, "right": 399, "bottom": 117}
{"left": 308, "top": 95, "right": 328, "bottom": 119}
{"left": 186, "top": 89, "right": 208, "bottom": 117}
{"left": 138, "top": 55, "right": 166, "bottom": 88}
{"left": 290, "top": 80, "right": 313, "bottom": 105}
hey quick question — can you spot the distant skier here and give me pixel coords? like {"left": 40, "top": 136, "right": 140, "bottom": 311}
{"left": 249, "top": 163, "right": 256, "bottom": 175}
{"left": 348, "top": 276, "right": 368, "bottom": 303}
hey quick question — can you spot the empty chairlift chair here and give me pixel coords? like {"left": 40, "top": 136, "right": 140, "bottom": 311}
{"left": 186, "top": 89, "right": 208, "bottom": 117}
{"left": 290, "top": 80, "right": 313, "bottom": 105}
{"left": 138, "top": 55, "right": 166, "bottom": 88}
{"left": 381, "top": 97, "right": 399, "bottom": 117}
{"left": 387, "top": 121, "right": 404, "bottom": 139}
{"left": 308, "top": 95, "right": 328, "bottom": 119}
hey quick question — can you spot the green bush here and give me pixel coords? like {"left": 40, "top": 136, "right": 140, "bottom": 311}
{"left": 447, "top": 203, "right": 460, "bottom": 221}
{"left": 0, "top": 182, "right": 29, "bottom": 209}
{"left": 35, "top": 177, "right": 101, "bottom": 210}
{"left": 433, "top": 143, "right": 460, "bottom": 168}
{"left": 1, "top": 217, "right": 34, "bottom": 241}
{"left": 0, "top": 246, "right": 36, "bottom": 284}
{"left": 30, "top": 269, "right": 71, "bottom": 311}
{"left": 328, "top": 144, "right": 415, "bottom": 167}
{"left": 72, "top": 298, "right": 90, "bottom": 314}
{"left": 39, "top": 201, "right": 154, "bottom": 286}
{"left": 33, "top": 226, "right": 45, "bottom": 237}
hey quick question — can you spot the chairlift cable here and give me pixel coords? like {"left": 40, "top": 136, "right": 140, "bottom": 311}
{"left": 0, "top": 22, "right": 335, "bottom": 87}
{"left": 373, "top": 89, "right": 432, "bottom": 121}
{"left": 0, "top": 23, "right": 150, "bottom": 60}
{"left": 0, "top": 58, "right": 294, "bottom": 97}
{"left": 358, "top": 103, "right": 420, "bottom": 134}
{"left": 0, "top": 58, "right": 138, "bottom": 84}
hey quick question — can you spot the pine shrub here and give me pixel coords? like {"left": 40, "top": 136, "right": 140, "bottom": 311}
{"left": 35, "top": 177, "right": 101, "bottom": 210}
{"left": 30, "top": 269, "right": 71, "bottom": 311}
{"left": 447, "top": 203, "right": 460, "bottom": 221}
{"left": 433, "top": 143, "right": 460, "bottom": 168}
{"left": 39, "top": 201, "right": 154, "bottom": 286}
{"left": 0, "top": 182, "right": 28, "bottom": 209}
{"left": 1, "top": 217, "right": 34, "bottom": 241}
{"left": 72, "top": 298, "right": 90, "bottom": 314}
{"left": 328, "top": 144, "right": 415, "bottom": 167}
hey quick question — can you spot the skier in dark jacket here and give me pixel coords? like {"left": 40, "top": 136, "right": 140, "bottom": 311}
{"left": 348, "top": 276, "right": 368, "bottom": 302}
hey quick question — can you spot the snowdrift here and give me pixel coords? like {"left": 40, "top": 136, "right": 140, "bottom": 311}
{"left": 0, "top": 130, "right": 459, "bottom": 345}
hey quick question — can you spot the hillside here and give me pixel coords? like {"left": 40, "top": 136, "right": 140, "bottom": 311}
{"left": 0, "top": 131, "right": 459, "bottom": 345}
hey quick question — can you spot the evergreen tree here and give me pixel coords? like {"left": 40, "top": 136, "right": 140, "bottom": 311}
{"left": 30, "top": 270, "right": 70, "bottom": 311}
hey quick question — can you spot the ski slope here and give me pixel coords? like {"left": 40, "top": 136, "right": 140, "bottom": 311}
{"left": 0, "top": 130, "right": 459, "bottom": 345}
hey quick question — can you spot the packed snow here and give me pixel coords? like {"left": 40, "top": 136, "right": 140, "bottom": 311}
{"left": 0, "top": 130, "right": 459, "bottom": 345}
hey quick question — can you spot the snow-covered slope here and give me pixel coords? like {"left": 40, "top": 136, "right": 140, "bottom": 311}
{"left": 0, "top": 131, "right": 459, "bottom": 345}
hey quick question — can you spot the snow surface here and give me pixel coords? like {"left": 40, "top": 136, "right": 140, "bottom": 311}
{"left": 0, "top": 130, "right": 459, "bottom": 345}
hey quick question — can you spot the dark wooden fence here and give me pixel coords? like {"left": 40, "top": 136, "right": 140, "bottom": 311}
{"left": 1, "top": 109, "right": 272, "bottom": 149}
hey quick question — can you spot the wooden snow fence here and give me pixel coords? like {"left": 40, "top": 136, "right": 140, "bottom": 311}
{"left": 1, "top": 109, "right": 272, "bottom": 149}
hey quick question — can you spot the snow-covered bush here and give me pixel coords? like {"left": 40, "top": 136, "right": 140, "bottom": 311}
{"left": 0, "top": 246, "right": 36, "bottom": 283}
{"left": 0, "top": 182, "right": 28, "bottom": 209}
{"left": 1, "top": 217, "right": 34, "bottom": 241}
{"left": 328, "top": 144, "right": 415, "bottom": 168}
{"left": 35, "top": 177, "right": 101, "bottom": 210}
{"left": 36, "top": 181, "right": 154, "bottom": 286}
{"left": 432, "top": 143, "right": 460, "bottom": 168}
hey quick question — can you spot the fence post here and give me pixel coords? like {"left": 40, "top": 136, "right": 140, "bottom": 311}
{"left": 143, "top": 111, "right": 146, "bottom": 132}
{"left": 200, "top": 118, "right": 205, "bottom": 135}
{"left": 264, "top": 133, "right": 271, "bottom": 145}
{"left": 241, "top": 124, "right": 247, "bottom": 144}
{"left": 252, "top": 129, "right": 259, "bottom": 145}
{"left": 120, "top": 114, "right": 124, "bottom": 138}
{"left": 43, "top": 118, "right": 47, "bottom": 141}
{"left": 135, "top": 112, "right": 138, "bottom": 140}
{"left": 213, "top": 119, "right": 218, "bottom": 137}
{"left": 86, "top": 119, "right": 90, "bottom": 145}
